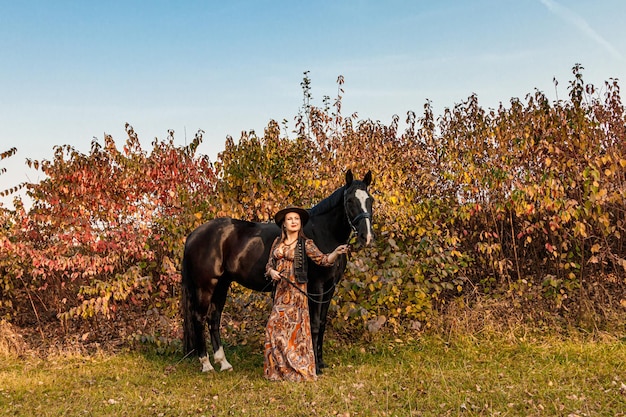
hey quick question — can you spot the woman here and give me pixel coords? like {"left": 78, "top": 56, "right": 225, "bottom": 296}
{"left": 264, "top": 206, "right": 349, "bottom": 381}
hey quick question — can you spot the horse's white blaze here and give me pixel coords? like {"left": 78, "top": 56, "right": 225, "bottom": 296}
{"left": 355, "top": 189, "right": 373, "bottom": 245}
{"left": 214, "top": 346, "right": 233, "bottom": 371}
{"left": 364, "top": 218, "right": 372, "bottom": 245}
{"left": 200, "top": 355, "right": 214, "bottom": 372}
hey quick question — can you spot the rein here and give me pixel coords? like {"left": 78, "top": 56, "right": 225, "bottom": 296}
{"left": 277, "top": 274, "right": 337, "bottom": 304}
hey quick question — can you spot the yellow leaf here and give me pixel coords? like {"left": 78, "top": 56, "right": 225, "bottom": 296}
{"left": 194, "top": 212, "right": 202, "bottom": 219}
{"left": 561, "top": 211, "right": 571, "bottom": 222}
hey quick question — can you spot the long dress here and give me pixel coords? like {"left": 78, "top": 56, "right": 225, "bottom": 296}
{"left": 264, "top": 238, "right": 333, "bottom": 381}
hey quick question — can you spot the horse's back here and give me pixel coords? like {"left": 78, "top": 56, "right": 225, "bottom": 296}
{"left": 183, "top": 217, "right": 280, "bottom": 291}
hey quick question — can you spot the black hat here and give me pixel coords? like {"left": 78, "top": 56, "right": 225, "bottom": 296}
{"left": 274, "top": 206, "right": 309, "bottom": 226}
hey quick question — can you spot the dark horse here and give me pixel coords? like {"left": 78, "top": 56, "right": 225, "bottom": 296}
{"left": 181, "top": 170, "right": 374, "bottom": 373}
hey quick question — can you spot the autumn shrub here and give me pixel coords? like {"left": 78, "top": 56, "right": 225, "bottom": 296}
{"left": 0, "top": 147, "right": 26, "bottom": 318}
{"left": 0, "top": 209, "right": 18, "bottom": 317}
{"left": 333, "top": 66, "right": 626, "bottom": 334}
{"left": 2, "top": 66, "right": 625, "bottom": 346}
{"left": 424, "top": 65, "right": 626, "bottom": 328}
{"left": 1, "top": 127, "right": 216, "bottom": 338}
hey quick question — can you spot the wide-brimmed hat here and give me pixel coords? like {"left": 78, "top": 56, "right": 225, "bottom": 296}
{"left": 274, "top": 206, "right": 309, "bottom": 226}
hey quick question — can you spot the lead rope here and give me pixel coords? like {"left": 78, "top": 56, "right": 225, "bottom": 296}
{"left": 276, "top": 274, "right": 338, "bottom": 304}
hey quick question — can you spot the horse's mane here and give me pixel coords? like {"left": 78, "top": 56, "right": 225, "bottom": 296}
{"left": 308, "top": 185, "right": 346, "bottom": 217}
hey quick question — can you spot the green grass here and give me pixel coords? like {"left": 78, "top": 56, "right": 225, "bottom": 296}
{"left": 1, "top": 335, "right": 625, "bottom": 416}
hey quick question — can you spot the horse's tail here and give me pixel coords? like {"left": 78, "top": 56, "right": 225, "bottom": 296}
{"left": 181, "top": 253, "right": 197, "bottom": 355}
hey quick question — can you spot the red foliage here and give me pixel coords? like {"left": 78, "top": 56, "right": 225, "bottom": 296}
{"left": 3, "top": 125, "right": 216, "bottom": 327}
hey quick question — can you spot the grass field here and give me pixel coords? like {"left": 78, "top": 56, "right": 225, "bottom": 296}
{"left": 1, "top": 334, "right": 625, "bottom": 416}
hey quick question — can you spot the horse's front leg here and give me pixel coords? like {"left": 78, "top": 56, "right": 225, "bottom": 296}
{"left": 308, "top": 282, "right": 325, "bottom": 375}
{"left": 208, "top": 281, "right": 233, "bottom": 372}
{"left": 316, "top": 277, "right": 338, "bottom": 371}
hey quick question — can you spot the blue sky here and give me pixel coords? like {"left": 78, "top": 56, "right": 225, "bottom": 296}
{"left": 1, "top": 0, "right": 625, "bottom": 205}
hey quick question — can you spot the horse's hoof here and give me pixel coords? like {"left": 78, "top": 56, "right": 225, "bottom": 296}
{"left": 221, "top": 365, "right": 233, "bottom": 372}
{"left": 201, "top": 363, "right": 215, "bottom": 372}
{"left": 200, "top": 356, "right": 215, "bottom": 372}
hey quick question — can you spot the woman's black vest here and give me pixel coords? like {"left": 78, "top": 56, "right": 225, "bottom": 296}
{"left": 293, "top": 237, "right": 308, "bottom": 283}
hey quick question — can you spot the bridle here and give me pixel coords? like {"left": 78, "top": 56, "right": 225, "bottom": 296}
{"left": 343, "top": 187, "right": 372, "bottom": 233}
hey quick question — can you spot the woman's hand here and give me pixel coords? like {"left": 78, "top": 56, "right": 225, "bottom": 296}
{"left": 329, "top": 244, "right": 350, "bottom": 262}
{"left": 334, "top": 244, "right": 350, "bottom": 255}
{"left": 268, "top": 269, "right": 281, "bottom": 282}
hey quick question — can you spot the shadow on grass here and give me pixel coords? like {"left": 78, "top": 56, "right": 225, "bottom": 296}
{"left": 133, "top": 339, "right": 266, "bottom": 378}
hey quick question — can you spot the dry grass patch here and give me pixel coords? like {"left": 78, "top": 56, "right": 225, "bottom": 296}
{"left": 0, "top": 320, "right": 27, "bottom": 357}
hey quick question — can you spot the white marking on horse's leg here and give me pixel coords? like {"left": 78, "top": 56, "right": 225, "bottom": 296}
{"left": 355, "top": 189, "right": 374, "bottom": 245}
{"left": 214, "top": 346, "right": 233, "bottom": 371}
{"left": 199, "top": 355, "right": 215, "bottom": 372}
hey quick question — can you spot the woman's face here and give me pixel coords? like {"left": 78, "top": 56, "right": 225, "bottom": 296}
{"left": 284, "top": 212, "right": 301, "bottom": 233}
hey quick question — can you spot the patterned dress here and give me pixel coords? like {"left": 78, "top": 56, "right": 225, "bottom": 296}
{"left": 264, "top": 238, "right": 333, "bottom": 381}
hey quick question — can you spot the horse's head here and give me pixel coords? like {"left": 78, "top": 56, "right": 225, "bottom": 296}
{"left": 343, "top": 169, "right": 375, "bottom": 247}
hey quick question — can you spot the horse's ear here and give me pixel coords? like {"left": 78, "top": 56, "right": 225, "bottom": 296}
{"left": 363, "top": 170, "right": 372, "bottom": 187}
{"left": 345, "top": 169, "right": 354, "bottom": 186}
